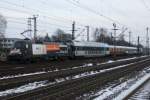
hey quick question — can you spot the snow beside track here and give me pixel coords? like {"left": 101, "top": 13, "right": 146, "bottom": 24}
{"left": 0, "top": 56, "right": 146, "bottom": 80}
{"left": 116, "top": 57, "right": 137, "bottom": 61}
{"left": 0, "top": 62, "right": 135, "bottom": 97}
{"left": 0, "top": 63, "right": 93, "bottom": 80}
{"left": 0, "top": 60, "right": 149, "bottom": 97}
{"left": 97, "top": 57, "right": 137, "bottom": 65}
{"left": 93, "top": 67, "right": 150, "bottom": 100}
{"left": 114, "top": 72, "right": 150, "bottom": 100}
{"left": 0, "top": 81, "right": 48, "bottom": 97}
{"left": 0, "top": 71, "right": 47, "bottom": 80}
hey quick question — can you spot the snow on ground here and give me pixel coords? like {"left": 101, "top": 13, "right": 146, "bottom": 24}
{"left": 0, "top": 56, "right": 144, "bottom": 80}
{"left": 0, "top": 71, "right": 47, "bottom": 80}
{"left": 0, "top": 81, "right": 48, "bottom": 97}
{"left": 0, "top": 56, "right": 147, "bottom": 97}
{"left": 114, "top": 73, "right": 150, "bottom": 100}
{"left": 71, "top": 62, "right": 135, "bottom": 79}
{"left": 116, "top": 55, "right": 147, "bottom": 62}
{"left": 97, "top": 57, "right": 137, "bottom": 65}
{"left": 128, "top": 79, "right": 150, "bottom": 100}
{"left": 83, "top": 63, "right": 93, "bottom": 67}
{"left": 116, "top": 57, "right": 137, "bottom": 61}
{"left": 0, "top": 59, "right": 149, "bottom": 97}
{"left": 0, "top": 62, "right": 135, "bottom": 97}
{"left": 92, "top": 67, "right": 150, "bottom": 100}
{"left": 0, "top": 63, "right": 93, "bottom": 80}
{"left": 0, "top": 60, "right": 119, "bottom": 80}
{"left": 106, "top": 60, "right": 114, "bottom": 63}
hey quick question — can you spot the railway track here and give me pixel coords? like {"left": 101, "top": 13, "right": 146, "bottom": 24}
{"left": 118, "top": 73, "right": 150, "bottom": 100}
{"left": 128, "top": 79, "right": 150, "bottom": 100}
{"left": 0, "top": 56, "right": 148, "bottom": 91}
{"left": 0, "top": 55, "right": 141, "bottom": 76}
{"left": 1, "top": 56, "right": 150, "bottom": 100}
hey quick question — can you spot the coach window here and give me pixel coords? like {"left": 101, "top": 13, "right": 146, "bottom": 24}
{"left": 75, "top": 47, "right": 77, "bottom": 50}
{"left": 90, "top": 48, "right": 92, "bottom": 54}
{"left": 78, "top": 47, "right": 79, "bottom": 51}
{"left": 79, "top": 47, "right": 81, "bottom": 51}
{"left": 84, "top": 47, "right": 86, "bottom": 51}
{"left": 88, "top": 47, "right": 90, "bottom": 54}
{"left": 89, "top": 49, "right": 91, "bottom": 54}
{"left": 78, "top": 47, "right": 80, "bottom": 51}
{"left": 100, "top": 47, "right": 102, "bottom": 53}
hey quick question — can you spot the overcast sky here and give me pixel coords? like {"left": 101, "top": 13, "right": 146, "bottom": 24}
{"left": 0, "top": 0, "right": 150, "bottom": 45}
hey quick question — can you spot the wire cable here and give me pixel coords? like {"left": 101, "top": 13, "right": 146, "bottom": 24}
{"left": 65, "top": 0, "right": 127, "bottom": 27}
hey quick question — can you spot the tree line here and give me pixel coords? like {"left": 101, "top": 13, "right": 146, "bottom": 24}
{"left": 93, "top": 27, "right": 141, "bottom": 47}
{"left": 39, "top": 28, "right": 142, "bottom": 48}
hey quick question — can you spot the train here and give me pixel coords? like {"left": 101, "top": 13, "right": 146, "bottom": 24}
{"left": 6, "top": 39, "right": 141, "bottom": 62}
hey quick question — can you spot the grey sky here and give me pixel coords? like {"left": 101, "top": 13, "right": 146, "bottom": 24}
{"left": 0, "top": 0, "right": 150, "bottom": 45}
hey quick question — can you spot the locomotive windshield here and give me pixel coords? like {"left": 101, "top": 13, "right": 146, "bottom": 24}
{"left": 14, "top": 42, "right": 22, "bottom": 49}
{"left": 14, "top": 41, "right": 28, "bottom": 49}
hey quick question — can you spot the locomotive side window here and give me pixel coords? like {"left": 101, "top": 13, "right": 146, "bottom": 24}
{"left": 14, "top": 41, "right": 27, "bottom": 49}
{"left": 15, "top": 42, "right": 22, "bottom": 49}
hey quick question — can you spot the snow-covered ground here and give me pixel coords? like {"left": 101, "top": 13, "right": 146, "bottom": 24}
{"left": 0, "top": 81, "right": 48, "bottom": 97}
{"left": 85, "top": 67, "right": 150, "bottom": 100}
{"left": 116, "top": 57, "right": 137, "bottom": 62}
{"left": 97, "top": 56, "right": 137, "bottom": 65}
{"left": 0, "top": 56, "right": 144, "bottom": 80}
{"left": 0, "top": 71, "right": 47, "bottom": 80}
{"left": 114, "top": 73, "right": 150, "bottom": 100}
{"left": 0, "top": 56, "right": 147, "bottom": 97}
{"left": 128, "top": 80, "right": 150, "bottom": 100}
{"left": 0, "top": 61, "right": 137, "bottom": 97}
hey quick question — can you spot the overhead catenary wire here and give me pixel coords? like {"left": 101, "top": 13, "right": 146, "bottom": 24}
{"left": 7, "top": 20, "right": 27, "bottom": 25}
{"left": 0, "top": 0, "right": 102, "bottom": 33}
{"left": 65, "top": 0, "right": 128, "bottom": 27}
{"left": 5, "top": 17, "right": 81, "bottom": 37}
{"left": 1, "top": 0, "right": 144, "bottom": 45}
{"left": 6, "top": 16, "right": 74, "bottom": 29}
{"left": 38, "top": 0, "right": 130, "bottom": 30}
{"left": 0, "top": 0, "right": 73, "bottom": 24}
{"left": 0, "top": 0, "right": 102, "bottom": 28}
{"left": 140, "top": 0, "right": 150, "bottom": 11}
{"left": 34, "top": 0, "right": 95, "bottom": 28}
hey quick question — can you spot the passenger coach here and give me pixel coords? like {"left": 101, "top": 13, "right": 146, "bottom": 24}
{"left": 71, "top": 41, "right": 110, "bottom": 57}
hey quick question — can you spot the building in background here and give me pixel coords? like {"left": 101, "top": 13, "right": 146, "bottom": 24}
{"left": 0, "top": 38, "right": 21, "bottom": 61}
{"left": 0, "top": 38, "right": 21, "bottom": 49}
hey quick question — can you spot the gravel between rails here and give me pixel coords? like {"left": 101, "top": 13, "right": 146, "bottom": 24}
{"left": 1, "top": 56, "right": 150, "bottom": 100}
{"left": 0, "top": 56, "right": 148, "bottom": 91}
{"left": 0, "top": 55, "right": 141, "bottom": 76}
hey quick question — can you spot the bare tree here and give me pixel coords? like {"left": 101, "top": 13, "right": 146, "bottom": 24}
{"left": 44, "top": 33, "right": 51, "bottom": 42}
{"left": 0, "top": 14, "right": 7, "bottom": 61}
{"left": 52, "top": 28, "right": 72, "bottom": 42}
{"left": 0, "top": 14, "right": 7, "bottom": 38}
{"left": 93, "top": 27, "right": 138, "bottom": 47}
{"left": 118, "top": 33, "right": 125, "bottom": 41}
{"left": 93, "top": 27, "right": 109, "bottom": 43}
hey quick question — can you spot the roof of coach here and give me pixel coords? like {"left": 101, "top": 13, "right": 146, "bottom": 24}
{"left": 108, "top": 45, "right": 137, "bottom": 49}
{"left": 72, "top": 41, "right": 109, "bottom": 47}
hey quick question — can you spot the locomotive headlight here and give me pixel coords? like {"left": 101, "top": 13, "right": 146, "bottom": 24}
{"left": 10, "top": 48, "right": 22, "bottom": 55}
